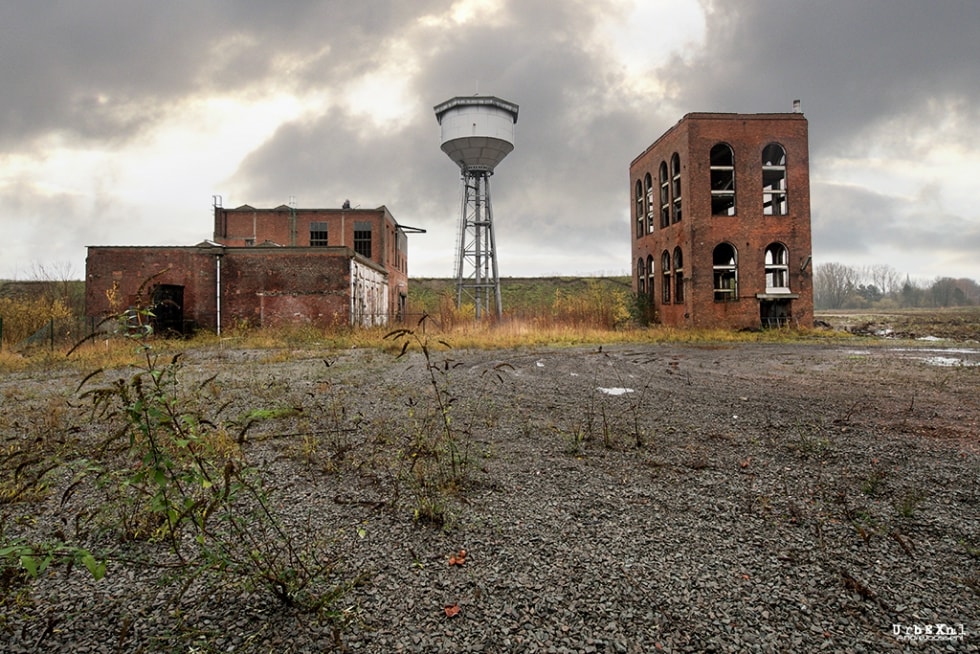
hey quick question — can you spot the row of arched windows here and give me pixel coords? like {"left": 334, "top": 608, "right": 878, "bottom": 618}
{"left": 636, "top": 243, "right": 791, "bottom": 304}
{"left": 635, "top": 154, "right": 682, "bottom": 237}
{"left": 634, "top": 143, "right": 788, "bottom": 238}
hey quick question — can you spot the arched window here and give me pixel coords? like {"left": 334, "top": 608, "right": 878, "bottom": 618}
{"left": 659, "top": 162, "right": 670, "bottom": 228}
{"left": 762, "top": 143, "right": 787, "bottom": 215}
{"left": 673, "top": 247, "right": 684, "bottom": 302}
{"left": 661, "top": 250, "right": 671, "bottom": 304}
{"left": 646, "top": 254, "right": 655, "bottom": 300}
{"left": 765, "top": 243, "right": 790, "bottom": 292}
{"left": 713, "top": 243, "right": 738, "bottom": 301}
{"left": 637, "top": 258, "right": 646, "bottom": 295}
{"left": 644, "top": 173, "right": 655, "bottom": 233}
{"left": 671, "top": 153, "right": 682, "bottom": 223}
{"left": 710, "top": 143, "right": 736, "bottom": 216}
{"left": 635, "top": 179, "right": 644, "bottom": 237}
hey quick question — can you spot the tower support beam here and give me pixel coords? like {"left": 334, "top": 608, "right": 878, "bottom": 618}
{"left": 455, "top": 170, "right": 502, "bottom": 319}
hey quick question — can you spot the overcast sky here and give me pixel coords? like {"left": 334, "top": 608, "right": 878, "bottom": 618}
{"left": 2, "top": 0, "right": 979, "bottom": 284}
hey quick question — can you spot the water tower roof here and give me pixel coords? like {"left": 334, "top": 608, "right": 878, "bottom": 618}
{"left": 434, "top": 96, "right": 519, "bottom": 124}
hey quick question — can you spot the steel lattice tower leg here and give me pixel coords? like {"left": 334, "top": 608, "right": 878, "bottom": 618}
{"left": 454, "top": 170, "right": 502, "bottom": 319}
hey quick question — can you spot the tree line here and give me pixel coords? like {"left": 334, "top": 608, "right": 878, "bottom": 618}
{"left": 814, "top": 263, "right": 980, "bottom": 310}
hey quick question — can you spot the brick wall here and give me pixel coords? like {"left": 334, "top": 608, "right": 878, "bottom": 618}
{"left": 630, "top": 113, "right": 813, "bottom": 329}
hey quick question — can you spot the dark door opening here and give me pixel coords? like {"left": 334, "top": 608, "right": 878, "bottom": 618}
{"left": 152, "top": 284, "right": 185, "bottom": 335}
{"left": 760, "top": 299, "right": 791, "bottom": 328}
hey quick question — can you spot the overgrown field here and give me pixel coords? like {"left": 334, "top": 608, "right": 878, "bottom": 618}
{"left": 0, "top": 314, "right": 977, "bottom": 651}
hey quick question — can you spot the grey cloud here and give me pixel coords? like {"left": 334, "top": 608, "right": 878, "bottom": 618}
{"left": 668, "top": 0, "right": 980, "bottom": 153}
{"left": 0, "top": 1, "right": 449, "bottom": 147}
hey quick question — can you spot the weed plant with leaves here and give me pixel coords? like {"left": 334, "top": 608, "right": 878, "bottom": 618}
{"left": 71, "top": 339, "right": 349, "bottom": 614}
{"left": 385, "top": 316, "right": 472, "bottom": 527}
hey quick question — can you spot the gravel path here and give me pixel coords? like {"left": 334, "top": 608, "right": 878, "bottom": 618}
{"left": 1, "top": 340, "right": 978, "bottom": 652}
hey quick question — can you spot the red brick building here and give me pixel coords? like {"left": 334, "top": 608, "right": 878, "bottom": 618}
{"left": 85, "top": 204, "right": 419, "bottom": 332}
{"left": 631, "top": 112, "right": 813, "bottom": 328}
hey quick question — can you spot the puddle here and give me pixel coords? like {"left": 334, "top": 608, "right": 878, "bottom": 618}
{"left": 598, "top": 387, "right": 634, "bottom": 396}
{"left": 887, "top": 347, "right": 980, "bottom": 367}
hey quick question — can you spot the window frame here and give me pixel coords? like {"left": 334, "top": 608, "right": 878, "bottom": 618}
{"left": 644, "top": 173, "right": 655, "bottom": 234}
{"left": 762, "top": 143, "right": 787, "bottom": 216}
{"left": 309, "top": 221, "right": 329, "bottom": 247}
{"left": 673, "top": 247, "right": 684, "bottom": 303}
{"left": 646, "top": 254, "right": 655, "bottom": 300}
{"left": 764, "top": 242, "right": 790, "bottom": 292}
{"left": 635, "top": 180, "right": 644, "bottom": 238}
{"left": 353, "top": 221, "right": 373, "bottom": 259}
{"left": 671, "top": 153, "right": 682, "bottom": 224}
{"left": 710, "top": 143, "right": 736, "bottom": 216}
{"left": 712, "top": 243, "right": 738, "bottom": 302}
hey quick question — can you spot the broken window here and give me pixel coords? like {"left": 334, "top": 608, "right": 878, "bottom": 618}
{"left": 765, "top": 243, "right": 790, "bottom": 292}
{"left": 710, "top": 143, "right": 736, "bottom": 216}
{"left": 354, "top": 222, "right": 372, "bottom": 258}
{"left": 635, "top": 180, "right": 644, "bottom": 238}
{"left": 713, "top": 243, "right": 738, "bottom": 301}
{"left": 647, "top": 254, "right": 655, "bottom": 300}
{"left": 762, "top": 143, "right": 787, "bottom": 215}
{"left": 671, "top": 154, "right": 682, "bottom": 223}
{"left": 637, "top": 258, "right": 646, "bottom": 294}
{"left": 661, "top": 250, "right": 671, "bottom": 304}
{"left": 659, "top": 162, "right": 670, "bottom": 229}
{"left": 644, "top": 173, "right": 655, "bottom": 233}
{"left": 310, "top": 221, "right": 328, "bottom": 247}
{"left": 673, "top": 247, "right": 684, "bottom": 302}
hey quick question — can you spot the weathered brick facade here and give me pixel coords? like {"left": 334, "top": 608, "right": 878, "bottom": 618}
{"left": 631, "top": 113, "right": 813, "bottom": 328}
{"left": 86, "top": 204, "right": 415, "bottom": 332}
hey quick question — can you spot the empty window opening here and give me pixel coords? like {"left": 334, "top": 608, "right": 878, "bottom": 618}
{"left": 710, "top": 143, "right": 736, "bottom": 216}
{"left": 765, "top": 243, "right": 790, "bottom": 292}
{"left": 762, "top": 143, "right": 787, "bottom": 215}
{"left": 671, "top": 154, "right": 682, "bottom": 223}
{"left": 713, "top": 243, "right": 738, "bottom": 301}
{"left": 310, "top": 221, "right": 328, "bottom": 247}
{"left": 644, "top": 173, "right": 655, "bottom": 233}
{"left": 661, "top": 250, "right": 671, "bottom": 304}
{"left": 635, "top": 180, "right": 644, "bottom": 238}
{"left": 646, "top": 254, "right": 655, "bottom": 300}
{"left": 637, "top": 258, "right": 646, "bottom": 295}
{"left": 659, "top": 162, "right": 670, "bottom": 229}
{"left": 673, "top": 247, "right": 684, "bottom": 302}
{"left": 354, "top": 222, "right": 372, "bottom": 258}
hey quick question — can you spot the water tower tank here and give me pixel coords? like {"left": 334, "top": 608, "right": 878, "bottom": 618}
{"left": 434, "top": 96, "right": 519, "bottom": 172}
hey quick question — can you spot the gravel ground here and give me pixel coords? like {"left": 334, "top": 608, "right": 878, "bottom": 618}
{"left": 1, "top": 338, "right": 978, "bottom": 653}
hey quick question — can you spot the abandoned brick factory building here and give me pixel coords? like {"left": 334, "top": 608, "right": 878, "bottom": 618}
{"left": 85, "top": 203, "right": 422, "bottom": 333}
{"left": 631, "top": 111, "right": 814, "bottom": 329}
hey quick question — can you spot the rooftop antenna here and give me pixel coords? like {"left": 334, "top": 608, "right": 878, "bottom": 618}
{"left": 434, "top": 95, "right": 519, "bottom": 319}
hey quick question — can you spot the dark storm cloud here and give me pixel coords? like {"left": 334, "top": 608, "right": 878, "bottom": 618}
{"left": 0, "top": 1, "right": 446, "bottom": 147}
{"left": 667, "top": 0, "right": 980, "bottom": 152}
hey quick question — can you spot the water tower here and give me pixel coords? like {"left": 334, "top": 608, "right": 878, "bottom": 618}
{"left": 434, "top": 95, "right": 519, "bottom": 319}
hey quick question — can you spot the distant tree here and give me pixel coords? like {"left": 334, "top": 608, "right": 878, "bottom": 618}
{"left": 857, "top": 284, "right": 883, "bottom": 304}
{"left": 899, "top": 277, "right": 925, "bottom": 308}
{"left": 814, "top": 262, "right": 859, "bottom": 309}
{"left": 930, "top": 277, "right": 962, "bottom": 307}
{"left": 865, "top": 264, "right": 902, "bottom": 298}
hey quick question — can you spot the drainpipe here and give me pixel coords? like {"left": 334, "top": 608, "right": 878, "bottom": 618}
{"left": 216, "top": 253, "right": 223, "bottom": 336}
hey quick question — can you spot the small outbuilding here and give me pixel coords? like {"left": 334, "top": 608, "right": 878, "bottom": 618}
{"left": 85, "top": 204, "right": 421, "bottom": 333}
